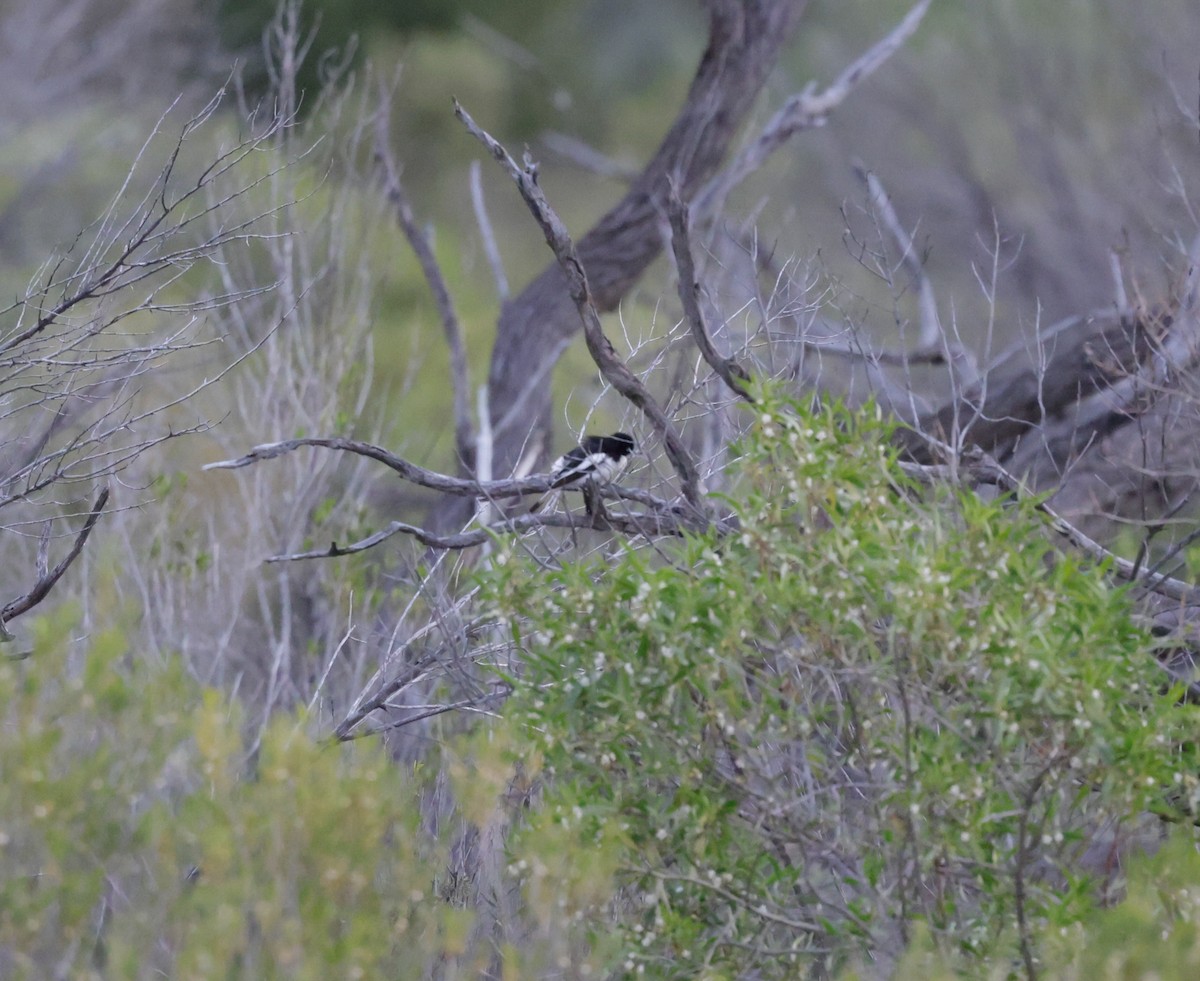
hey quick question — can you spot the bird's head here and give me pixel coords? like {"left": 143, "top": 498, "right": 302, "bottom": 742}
{"left": 608, "top": 432, "right": 636, "bottom": 458}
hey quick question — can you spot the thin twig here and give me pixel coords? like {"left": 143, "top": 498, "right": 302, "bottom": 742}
{"left": 858, "top": 166, "right": 940, "bottom": 350}
{"left": 335, "top": 686, "right": 511, "bottom": 741}
{"left": 469, "top": 160, "right": 510, "bottom": 301}
{"left": 375, "top": 89, "right": 475, "bottom": 470}
{"left": 1180, "top": 231, "right": 1200, "bottom": 312}
{"left": 334, "top": 648, "right": 440, "bottom": 740}
{"left": 854, "top": 163, "right": 977, "bottom": 382}
{"left": 540, "top": 131, "right": 639, "bottom": 182}
{"left": 643, "top": 870, "right": 820, "bottom": 933}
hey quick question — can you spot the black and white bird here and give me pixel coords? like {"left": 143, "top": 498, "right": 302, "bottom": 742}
{"left": 532, "top": 432, "right": 636, "bottom": 513}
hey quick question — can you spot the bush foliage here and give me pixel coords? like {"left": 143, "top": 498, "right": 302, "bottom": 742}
{"left": 485, "top": 392, "right": 1200, "bottom": 977}
{"left": 0, "top": 613, "right": 445, "bottom": 980}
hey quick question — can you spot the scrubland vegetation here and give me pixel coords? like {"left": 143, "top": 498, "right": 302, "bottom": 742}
{"left": 2, "top": 1, "right": 1199, "bottom": 977}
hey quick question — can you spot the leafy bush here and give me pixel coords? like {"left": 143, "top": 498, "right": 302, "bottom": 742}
{"left": 0, "top": 611, "right": 446, "bottom": 979}
{"left": 485, "top": 392, "right": 1200, "bottom": 977}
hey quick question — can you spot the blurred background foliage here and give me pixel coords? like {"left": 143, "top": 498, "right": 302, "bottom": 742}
{"left": 4, "top": 0, "right": 1196, "bottom": 458}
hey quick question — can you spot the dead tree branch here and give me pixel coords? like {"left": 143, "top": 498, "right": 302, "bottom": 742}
{"left": 0, "top": 85, "right": 304, "bottom": 628}
{"left": 470, "top": 160, "right": 510, "bottom": 302}
{"left": 205, "top": 435, "right": 548, "bottom": 498}
{"left": 206, "top": 434, "right": 722, "bottom": 561}
{"left": 960, "top": 454, "right": 1197, "bottom": 603}
{"left": 2, "top": 486, "right": 109, "bottom": 632}
{"left": 666, "top": 181, "right": 754, "bottom": 402}
{"left": 265, "top": 504, "right": 720, "bottom": 563}
{"left": 375, "top": 90, "right": 475, "bottom": 472}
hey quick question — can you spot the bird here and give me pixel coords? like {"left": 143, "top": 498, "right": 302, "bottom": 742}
{"left": 531, "top": 432, "right": 636, "bottom": 513}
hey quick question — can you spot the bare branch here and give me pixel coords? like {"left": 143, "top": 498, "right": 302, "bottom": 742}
{"left": 951, "top": 451, "right": 1199, "bottom": 603}
{"left": 335, "top": 686, "right": 511, "bottom": 741}
{"left": 334, "top": 648, "right": 441, "bottom": 740}
{"left": 1182, "top": 231, "right": 1200, "bottom": 312}
{"left": 265, "top": 504, "right": 721, "bottom": 563}
{"left": 853, "top": 164, "right": 979, "bottom": 384}
{"left": 207, "top": 434, "right": 713, "bottom": 557}
{"left": 2, "top": 486, "right": 109, "bottom": 626}
{"left": 540, "top": 131, "right": 639, "bottom": 182}
{"left": 666, "top": 181, "right": 754, "bottom": 403}
{"left": 375, "top": 90, "right": 475, "bottom": 471}
{"left": 1109, "top": 250, "right": 1129, "bottom": 310}
{"left": 469, "top": 160, "right": 510, "bottom": 301}
{"left": 454, "top": 100, "right": 707, "bottom": 517}
{"left": 857, "top": 166, "right": 940, "bottom": 350}
{"left": 205, "top": 435, "right": 548, "bottom": 498}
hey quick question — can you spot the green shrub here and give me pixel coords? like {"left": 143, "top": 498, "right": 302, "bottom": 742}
{"left": 0, "top": 611, "right": 445, "bottom": 979}
{"left": 485, "top": 391, "right": 1200, "bottom": 977}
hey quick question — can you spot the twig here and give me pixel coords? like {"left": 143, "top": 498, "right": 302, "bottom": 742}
{"left": 375, "top": 90, "right": 475, "bottom": 470}
{"left": 1180, "top": 231, "right": 1200, "bottom": 312}
{"left": 1109, "top": 249, "right": 1129, "bottom": 310}
{"left": 474, "top": 384, "right": 496, "bottom": 529}
{"left": 334, "top": 648, "right": 440, "bottom": 740}
{"left": 666, "top": 181, "right": 754, "bottom": 402}
{"left": 1014, "top": 764, "right": 1056, "bottom": 981}
{"left": 2, "top": 487, "right": 110, "bottom": 627}
{"left": 643, "top": 870, "right": 820, "bottom": 933}
{"left": 469, "top": 160, "right": 510, "bottom": 301}
{"left": 454, "top": 99, "right": 708, "bottom": 518}
{"left": 1144, "top": 520, "right": 1200, "bottom": 583}
{"left": 540, "top": 131, "right": 639, "bottom": 182}
{"left": 336, "top": 586, "right": 484, "bottom": 739}
{"left": 858, "top": 166, "right": 940, "bottom": 350}
{"left": 336, "top": 686, "right": 511, "bottom": 741}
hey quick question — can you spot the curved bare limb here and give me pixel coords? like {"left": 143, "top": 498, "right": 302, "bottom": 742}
{"left": 2, "top": 486, "right": 109, "bottom": 633}
{"left": 695, "top": 0, "right": 933, "bottom": 222}
{"left": 666, "top": 181, "right": 755, "bottom": 403}
{"left": 205, "top": 435, "right": 551, "bottom": 498}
